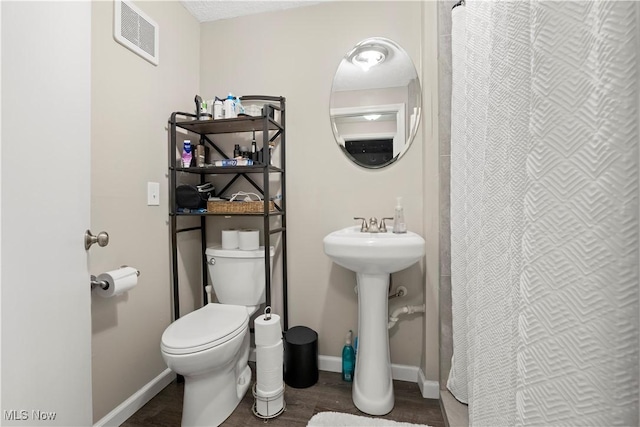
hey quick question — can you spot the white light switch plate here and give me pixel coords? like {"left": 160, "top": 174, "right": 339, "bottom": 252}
{"left": 147, "top": 182, "right": 160, "bottom": 206}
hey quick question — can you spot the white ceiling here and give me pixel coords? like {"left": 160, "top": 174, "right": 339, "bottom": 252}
{"left": 180, "top": 0, "right": 326, "bottom": 23}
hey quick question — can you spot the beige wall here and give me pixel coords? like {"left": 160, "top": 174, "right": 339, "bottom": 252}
{"left": 198, "top": 1, "right": 438, "bottom": 374}
{"left": 90, "top": 1, "right": 200, "bottom": 422}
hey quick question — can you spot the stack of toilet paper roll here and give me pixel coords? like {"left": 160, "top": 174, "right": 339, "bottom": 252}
{"left": 253, "top": 308, "right": 284, "bottom": 418}
{"left": 221, "top": 229, "right": 259, "bottom": 250}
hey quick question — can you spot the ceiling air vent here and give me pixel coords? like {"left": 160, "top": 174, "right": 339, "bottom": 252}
{"left": 114, "top": 0, "right": 159, "bottom": 66}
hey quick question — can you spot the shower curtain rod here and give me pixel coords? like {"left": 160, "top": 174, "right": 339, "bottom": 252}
{"left": 452, "top": 0, "right": 465, "bottom": 10}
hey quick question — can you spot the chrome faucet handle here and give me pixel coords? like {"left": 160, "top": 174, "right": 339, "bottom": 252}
{"left": 353, "top": 217, "right": 368, "bottom": 232}
{"left": 380, "top": 217, "right": 394, "bottom": 233}
{"left": 368, "top": 217, "right": 380, "bottom": 233}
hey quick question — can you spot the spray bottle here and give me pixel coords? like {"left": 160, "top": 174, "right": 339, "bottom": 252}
{"left": 342, "top": 330, "right": 355, "bottom": 382}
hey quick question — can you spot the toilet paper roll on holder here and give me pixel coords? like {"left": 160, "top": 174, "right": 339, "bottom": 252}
{"left": 90, "top": 265, "right": 140, "bottom": 290}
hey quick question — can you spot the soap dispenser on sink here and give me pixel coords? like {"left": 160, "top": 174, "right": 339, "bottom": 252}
{"left": 393, "top": 197, "right": 407, "bottom": 233}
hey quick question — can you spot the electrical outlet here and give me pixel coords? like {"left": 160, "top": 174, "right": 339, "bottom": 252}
{"left": 147, "top": 182, "right": 160, "bottom": 206}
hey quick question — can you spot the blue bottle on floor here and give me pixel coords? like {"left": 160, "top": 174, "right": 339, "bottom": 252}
{"left": 342, "top": 330, "right": 355, "bottom": 382}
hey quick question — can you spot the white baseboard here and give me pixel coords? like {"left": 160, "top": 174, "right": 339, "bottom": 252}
{"left": 318, "top": 355, "right": 424, "bottom": 385}
{"left": 418, "top": 368, "right": 440, "bottom": 399}
{"left": 248, "top": 352, "right": 440, "bottom": 399}
{"left": 93, "top": 368, "right": 176, "bottom": 427}
{"left": 317, "top": 354, "right": 341, "bottom": 372}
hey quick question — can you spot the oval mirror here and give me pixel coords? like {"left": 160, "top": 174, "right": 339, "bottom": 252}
{"left": 330, "top": 37, "right": 421, "bottom": 168}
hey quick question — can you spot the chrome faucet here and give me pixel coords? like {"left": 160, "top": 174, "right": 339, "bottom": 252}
{"left": 354, "top": 217, "right": 392, "bottom": 233}
{"left": 380, "top": 217, "right": 394, "bottom": 233}
{"left": 367, "top": 217, "right": 380, "bottom": 233}
{"left": 354, "top": 217, "right": 368, "bottom": 232}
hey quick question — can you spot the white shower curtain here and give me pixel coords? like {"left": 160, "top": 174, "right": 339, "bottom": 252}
{"left": 448, "top": 1, "right": 639, "bottom": 425}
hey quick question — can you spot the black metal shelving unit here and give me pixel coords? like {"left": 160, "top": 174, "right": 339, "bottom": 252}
{"left": 168, "top": 95, "right": 288, "bottom": 330}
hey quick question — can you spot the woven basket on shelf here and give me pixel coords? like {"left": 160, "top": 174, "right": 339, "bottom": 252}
{"left": 207, "top": 200, "right": 275, "bottom": 214}
{"left": 207, "top": 192, "right": 275, "bottom": 214}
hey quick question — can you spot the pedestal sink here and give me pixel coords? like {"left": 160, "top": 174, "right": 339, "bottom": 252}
{"left": 323, "top": 226, "right": 425, "bottom": 415}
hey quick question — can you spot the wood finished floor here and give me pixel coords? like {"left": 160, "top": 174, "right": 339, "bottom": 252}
{"left": 122, "top": 365, "right": 445, "bottom": 426}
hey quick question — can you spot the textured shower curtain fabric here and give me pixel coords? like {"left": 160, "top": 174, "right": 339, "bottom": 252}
{"left": 448, "top": 1, "right": 639, "bottom": 426}
{"left": 447, "top": 2, "right": 469, "bottom": 406}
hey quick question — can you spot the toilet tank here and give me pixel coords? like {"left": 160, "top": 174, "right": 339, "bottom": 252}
{"left": 205, "top": 246, "right": 275, "bottom": 306}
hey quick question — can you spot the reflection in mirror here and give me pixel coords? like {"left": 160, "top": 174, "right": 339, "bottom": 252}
{"left": 330, "top": 38, "right": 421, "bottom": 168}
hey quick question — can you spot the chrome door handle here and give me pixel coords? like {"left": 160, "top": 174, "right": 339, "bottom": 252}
{"left": 85, "top": 229, "right": 109, "bottom": 250}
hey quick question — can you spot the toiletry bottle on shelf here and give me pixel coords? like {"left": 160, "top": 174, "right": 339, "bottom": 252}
{"left": 268, "top": 142, "right": 275, "bottom": 165}
{"left": 393, "top": 197, "right": 407, "bottom": 233}
{"left": 223, "top": 93, "right": 236, "bottom": 119}
{"left": 233, "top": 144, "right": 241, "bottom": 158}
{"left": 196, "top": 143, "right": 206, "bottom": 167}
{"left": 213, "top": 98, "right": 223, "bottom": 119}
{"left": 199, "top": 99, "right": 209, "bottom": 120}
{"left": 182, "top": 140, "right": 192, "bottom": 168}
{"left": 235, "top": 97, "right": 245, "bottom": 115}
{"left": 342, "top": 330, "right": 355, "bottom": 382}
{"left": 251, "top": 131, "right": 257, "bottom": 162}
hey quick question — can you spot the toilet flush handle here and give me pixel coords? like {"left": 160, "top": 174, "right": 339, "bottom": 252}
{"left": 208, "top": 257, "right": 216, "bottom": 265}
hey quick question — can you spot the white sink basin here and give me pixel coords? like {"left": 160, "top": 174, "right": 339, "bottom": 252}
{"left": 323, "top": 225, "right": 425, "bottom": 415}
{"left": 323, "top": 226, "right": 425, "bottom": 274}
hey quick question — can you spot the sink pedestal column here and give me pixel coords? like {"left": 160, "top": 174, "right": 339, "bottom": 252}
{"left": 353, "top": 272, "right": 394, "bottom": 415}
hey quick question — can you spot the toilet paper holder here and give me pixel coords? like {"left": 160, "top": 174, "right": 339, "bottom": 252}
{"left": 90, "top": 265, "right": 140, "bottom": 290}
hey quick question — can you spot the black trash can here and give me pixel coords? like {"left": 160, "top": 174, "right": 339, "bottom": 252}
{"left": 284, "top": 326, "right": 318, "bottom": 388}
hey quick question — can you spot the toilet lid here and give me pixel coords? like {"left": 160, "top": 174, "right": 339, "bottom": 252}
{"left": 161, "top": 303, "right": 248, "bottom": 355}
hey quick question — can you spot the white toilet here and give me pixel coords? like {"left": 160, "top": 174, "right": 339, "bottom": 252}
{"left": 161, "top": 245, "right": 274, "bottom": 426}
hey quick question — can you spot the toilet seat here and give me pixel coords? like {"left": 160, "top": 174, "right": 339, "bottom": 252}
{"left": 161, "top": 303, "right": 249, "bottom": 355}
